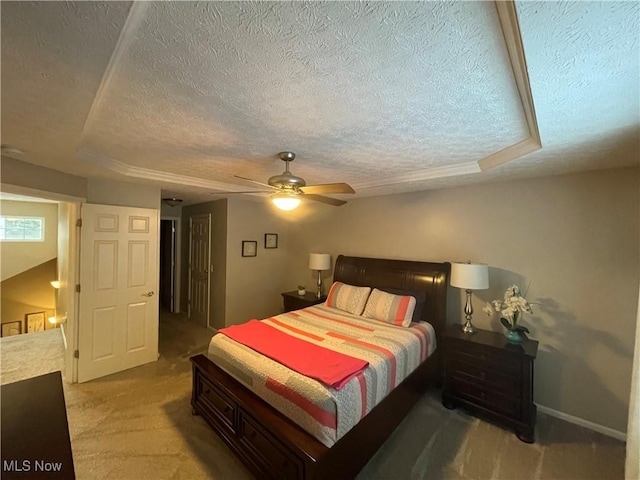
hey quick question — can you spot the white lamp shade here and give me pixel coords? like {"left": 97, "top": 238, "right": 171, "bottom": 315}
{"left": 450, "top": 262, "right": 489, "bottom": 290}
{"left": 309, "top": 253, "right": 331, "bottom": 271}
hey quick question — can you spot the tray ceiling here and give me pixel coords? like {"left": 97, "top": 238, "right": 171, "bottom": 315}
{"left": 1, "top": 1, "right": 638, "bottom": 205}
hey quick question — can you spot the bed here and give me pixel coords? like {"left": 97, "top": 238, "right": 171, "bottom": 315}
{"left": 191, "top": 255, "right": 450, "bottom": 480}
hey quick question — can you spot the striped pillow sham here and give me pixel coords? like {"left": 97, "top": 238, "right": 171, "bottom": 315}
{"left": 362, "top": 288, "right": 417, "bottom": 327}
{"left": 325, "top": 282, "right": 371, "bottom": 316}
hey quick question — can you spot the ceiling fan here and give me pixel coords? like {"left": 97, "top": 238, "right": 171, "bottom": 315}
{"left": 221, "top": 152, "right": 355, "bottom": 210}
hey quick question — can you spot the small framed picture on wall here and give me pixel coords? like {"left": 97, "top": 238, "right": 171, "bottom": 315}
{"left": 1, "top": 320, "right": 22, "bottom": 337}
{"left": 25, "top": 312, "right": 45, "bottom": 333}
{"left": 242, "top": 240, "right": 257, "bottom": 257}
{"left": 264, "top": 233, "right": 278, "bottom": 249}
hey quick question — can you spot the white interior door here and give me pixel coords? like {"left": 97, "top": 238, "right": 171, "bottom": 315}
{"left": 77, "top": 204, "right": 159, "bottom": 383}
{"left": 189, "top": 214, "right": 210, "bottom": 326}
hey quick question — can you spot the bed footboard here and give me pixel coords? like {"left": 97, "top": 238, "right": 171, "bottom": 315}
{"left": 191, "top": 352, "right": 439, "bottom": 480}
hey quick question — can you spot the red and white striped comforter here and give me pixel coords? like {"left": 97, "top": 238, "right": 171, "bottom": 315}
{"left": 207, "top": 304, "right": 437, "bottom": 447}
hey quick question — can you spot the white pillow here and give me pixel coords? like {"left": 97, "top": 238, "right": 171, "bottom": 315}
{"left": 325, "top": 282, "right": 371, "bottom": 316}
{"left": 363, "top": 288, "right": 417, "bottom": 327}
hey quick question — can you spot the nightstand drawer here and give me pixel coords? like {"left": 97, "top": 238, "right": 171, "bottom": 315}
{"left": 448, "top": 340, "right": 521, "bottom": 375}
{"left": 450, "top": 377, "right": 522, "bottom": 419}
{"left": 448, "top": 357, "right": 521, "bottom": 396}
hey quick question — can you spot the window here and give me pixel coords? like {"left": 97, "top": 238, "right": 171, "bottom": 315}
{"left": 0, "top": 216, "right": 44, "bottom": 242}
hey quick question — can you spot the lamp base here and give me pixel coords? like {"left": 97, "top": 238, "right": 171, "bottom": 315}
{"left": 461, "top": 289, "right": 476, "bottom": 334}
{"left": 316, "top": 270, "right": 323, "bottom": 298}
{"left": 461, "top": 321, "right": 476, "bottom": 334}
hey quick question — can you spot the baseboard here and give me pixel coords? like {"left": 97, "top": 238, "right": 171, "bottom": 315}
{"left": 537, "top": 404, "right": 627, "bottom": 441}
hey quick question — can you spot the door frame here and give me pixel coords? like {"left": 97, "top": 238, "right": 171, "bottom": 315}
{"left": 160, "top": 215, "right": 181, "bottom": 313}
{"left": 188, "top": 213, "right": 211, "bottom": 327}
{"left": 0, "top": 183, "right": 84, "bottom": 383}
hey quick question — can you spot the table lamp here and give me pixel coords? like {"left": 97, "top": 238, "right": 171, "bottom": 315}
{"left": 450, "top": 261, "right": 489, "bottom": 334}
{"left": 309, "top": 253, "right": 331, "bottom": 298}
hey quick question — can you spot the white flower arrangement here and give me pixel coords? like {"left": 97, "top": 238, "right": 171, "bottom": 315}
{"left": 483, "top": 284, "right": 533, "bottom": 332}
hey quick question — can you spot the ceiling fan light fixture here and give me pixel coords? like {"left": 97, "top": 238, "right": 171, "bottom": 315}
{"left": 271, "top": 193, "right": 301, "bottom": 211}
{"left": 162, "top": 197, "right": 183, "bottom": 207}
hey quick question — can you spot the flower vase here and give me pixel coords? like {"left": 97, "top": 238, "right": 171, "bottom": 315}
{"left": 505, "top": 328, "right": 523, "bottom": 344}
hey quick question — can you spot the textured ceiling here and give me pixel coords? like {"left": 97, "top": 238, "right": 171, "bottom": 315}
{"left": 1, "top": 1, "right": 638, "bottom": 206}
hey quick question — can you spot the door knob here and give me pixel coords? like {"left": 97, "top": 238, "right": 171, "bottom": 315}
{"left": 141, "top": 291, "right": 155, "bottom": 297}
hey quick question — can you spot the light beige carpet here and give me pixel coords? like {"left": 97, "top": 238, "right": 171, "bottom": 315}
{"left": 1, "top": 328, "right": 65, "bottom": 385}
{"left": 0, "top": 314, "right": 626, "bottom": 480}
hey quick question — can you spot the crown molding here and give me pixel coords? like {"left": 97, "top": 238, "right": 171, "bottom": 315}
{"left": 76, "top": 148, "right": 248, "bottom": 192}
{"left": 478, "top": 137, "right": 541, "bottom": 171}
{"left": 76, "top": 0, "right": 542, "bottom": 193}
{"left": 480, "top": 0, "right": 542, "bottom": 170}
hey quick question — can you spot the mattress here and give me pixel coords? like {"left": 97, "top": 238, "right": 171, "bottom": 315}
{"left": 207, "top": 304, "right": 437, "bottom": 447}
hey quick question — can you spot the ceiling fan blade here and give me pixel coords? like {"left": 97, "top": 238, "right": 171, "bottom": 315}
{"left": 234, "top": 175, "right": 274, "bottom": 189}
{"left": 300, "top": 183, "right": 355, "bottom": 195}
{"left": 304, "top": 194, "right": 347, "bottom": 207}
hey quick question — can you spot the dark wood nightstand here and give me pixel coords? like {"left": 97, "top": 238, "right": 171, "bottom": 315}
{"left": 281, "top": 291, "right": 326, "bottom": 312}
{"left": 442, "top": 324, "right": 539, "bottom": 443}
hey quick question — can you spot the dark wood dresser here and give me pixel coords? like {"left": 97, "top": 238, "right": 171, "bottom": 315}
{"left": 1, "top": 371, "right": 75, "bottom": 479}
{"left": 281, "top": 291, "right": 326, "bottom": 312}
{"left": 442, "top": 324, "right": 538, "bottom": 443}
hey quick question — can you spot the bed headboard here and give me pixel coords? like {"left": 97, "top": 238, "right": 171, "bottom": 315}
{"left": 333, "top": 255, "right": 450, "bottom": 336}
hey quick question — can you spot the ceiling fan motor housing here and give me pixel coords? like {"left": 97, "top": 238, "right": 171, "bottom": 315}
{"left": 270, "top": 153, "right": 306, "bottom": 189}
{"left": 268, "top": 171, "right": 306, "bottom": 188}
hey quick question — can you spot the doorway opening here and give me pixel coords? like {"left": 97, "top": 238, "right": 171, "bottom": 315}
{"left": 160, "top": 219, "right": 178, "bottom": 313}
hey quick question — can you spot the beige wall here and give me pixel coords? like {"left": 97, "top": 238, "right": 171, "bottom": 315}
{"left": 1, "top": 156, "right": 87, "bottom": 199}
{"left": 87, "top": 178, "right": 160, "bottom": 209}
{"left": 181, "top": 198, "right": 296, "bottom": 329}
{"left": 224, "top": 198, "right": 294, "bottom": 326}
{"left": 161, "top": 203, "right": 182, "bottom": 218}
{"left": 1, "top": 258, "right": 57, "bottom": 331}
{"left": 287, "top": 167, "right": 639, "bottom": 434}
{"left": 0, "top": 200, "right": 59, "bottom": 281}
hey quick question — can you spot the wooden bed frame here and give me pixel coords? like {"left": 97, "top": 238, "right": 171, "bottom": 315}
{"left": 191, "top": 255, "right": 450, "bottom": 480}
